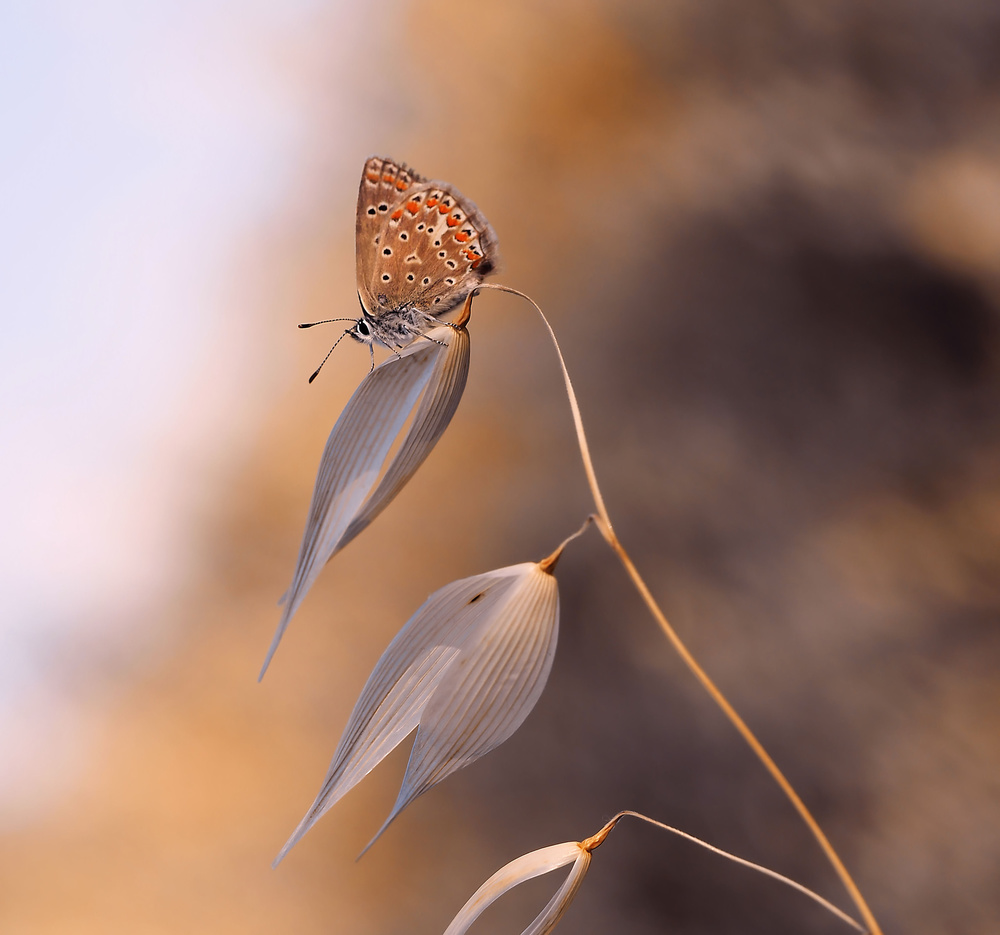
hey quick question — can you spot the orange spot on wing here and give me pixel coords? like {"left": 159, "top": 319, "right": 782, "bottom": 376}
{"left": 446, "top": 215, "right": 460, "bottom": 227}
{"left": 454, "top": 231, "right": 469, "bottom": 242}
{"left": 391, "top": 208, "right": 404, "bottom": 220}
{"left": 366, "top": 171, "right": 380, "bottom": 182}
{"left": 471, "top": 258, "right": 482, "bottom": 269}
{"left": 426, "top": 197, "right": 438, "bottom": 208}
{"left": 406, "top": 201, "right": 420, "bottom": 214}
{"left": 396, "top": 179, "right": 408, "bottom": 190}
{"left": 438, "top": 204, "right": 450, "bottom": 214}
{"left": 382, "top": 173, "right": 394, "bottom": 183}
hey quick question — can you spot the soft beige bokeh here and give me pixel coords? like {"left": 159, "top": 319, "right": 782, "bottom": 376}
{"left": 4, "top": 2, "right": 999, "bottom": 933}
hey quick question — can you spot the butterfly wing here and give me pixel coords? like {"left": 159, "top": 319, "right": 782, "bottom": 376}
{"left": 356, "top": 156, "right": 499, "bottom": 321}
{"left": 356, "top": 156, "right": 425, "bottom": 312}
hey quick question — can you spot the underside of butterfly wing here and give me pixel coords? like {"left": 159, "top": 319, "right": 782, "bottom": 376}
{"left": 355, "top": 156, "right": 499, "bottom": 337}
{"left": 356, "top": 156, "right": 425, "bottom": 299}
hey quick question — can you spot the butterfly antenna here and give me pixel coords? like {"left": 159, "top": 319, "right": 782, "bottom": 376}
{"left": 308, "top": 329, "right": 352, "bottom": 384}
{"left": 299, "top": 318, "right": 359, "bottom": 329}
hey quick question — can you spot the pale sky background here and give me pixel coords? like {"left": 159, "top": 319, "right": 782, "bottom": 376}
{"left": 0, "top": 0, "right": 366, "bottom": 823}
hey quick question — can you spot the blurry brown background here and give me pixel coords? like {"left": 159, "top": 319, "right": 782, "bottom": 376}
{"left": 3, "top": 1, "right": 999, "bottom": 933}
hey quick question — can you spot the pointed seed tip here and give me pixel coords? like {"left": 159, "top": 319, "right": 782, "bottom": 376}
{"left": 356, "top": 820, "right": 389, "bottom": 861}
{"left": 258, "top": 645, "right": 277, "bottom": 681}
{"left": 537, "top": 552, "right": 560, "bottom": 574}
{"left": 539, "top": 516, "right": 597, "bottom": 572}
{"left": 580, "top": 815, "right": 622, "bottom": 852}
{"left": 454, "top": 291, "right": 475, "bottom": 328}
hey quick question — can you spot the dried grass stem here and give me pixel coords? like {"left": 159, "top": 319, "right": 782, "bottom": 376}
{"left": 476, "top": 283, "right": 883, "bottom": 935}
{"left": 582, "top": 811, "right": 865, "bottom": 932}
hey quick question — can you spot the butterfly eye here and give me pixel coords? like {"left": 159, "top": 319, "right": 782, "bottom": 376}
{"left": 356, "top": 320, "right": 371, "bottom": 337}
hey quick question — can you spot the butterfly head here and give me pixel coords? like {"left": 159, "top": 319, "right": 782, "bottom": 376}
{"left": 348, "top": 315, "right": 375, "bottom": 345}
{"left": 349, "top": 292, "right": 390, "bottom": 346}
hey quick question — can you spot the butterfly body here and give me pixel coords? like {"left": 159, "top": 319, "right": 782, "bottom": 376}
{"left": 353, "top": 156, "right": 499, "bottom": 350}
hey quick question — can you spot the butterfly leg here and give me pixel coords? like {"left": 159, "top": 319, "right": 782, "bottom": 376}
{"left": 383, "top": 332, "right": 406, "bottom": 359}
{"left": 415, "top": 330, "right": 448, "bottom": 348}
{"left": 381, "top": 338, "right": 405, "bottom": 364}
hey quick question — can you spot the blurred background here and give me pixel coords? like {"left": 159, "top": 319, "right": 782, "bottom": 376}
{"left": 2, "top": 0, "right": 998, "bottom": 932}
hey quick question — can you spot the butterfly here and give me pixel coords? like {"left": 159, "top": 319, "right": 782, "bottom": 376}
{"left": 302, "top": 156, "right": 499, "bottom": 379}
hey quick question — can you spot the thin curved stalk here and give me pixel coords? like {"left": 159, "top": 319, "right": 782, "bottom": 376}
{"left": 477, "top": 282, "right": 882, "bottom": 935}
{"left": 443, "top": 808, "right": 863, "bottom": 935}
{"left": 582, "top": 811, "right": 864, "bottom": 933}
